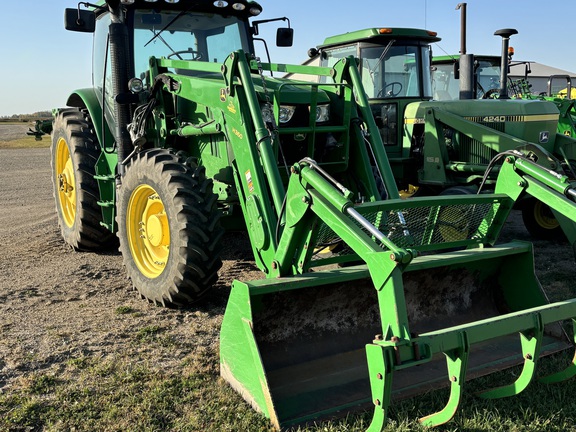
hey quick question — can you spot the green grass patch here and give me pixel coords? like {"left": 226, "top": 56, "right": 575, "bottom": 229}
{"left": 2, "top": 349, "right": 576, "bottom": 431}
{"left": 0, "top": 135, "right": 49, "bottom": 149}
{"left": 0, "top": 356, "right": 274, "bottom": 432}
{"left": 115, "top": 305, "right": 134, "bottom": 315}
{"left": 136, "top": 325, "right": 162, "bottom": 342}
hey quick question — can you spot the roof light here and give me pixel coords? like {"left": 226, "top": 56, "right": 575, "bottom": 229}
{"left": 427, "top": 30, "right": 438, "bottom": 37}
{"left": 232, "top": 3, "right": 245, "bottom": 10}
{"left": 249, "top": 6, "right": 262, "bottom": 16}
{"left": 378, "top": 28, "right": 393, "bottom": 34}
{"left": 214, "top": 0, "right": 228, "bottom": 7}
{"left": 165, "top": 0, "right": 180, "bottom": 3}
{"left": 508, "top": 46, "right": 515, "bottom": 56}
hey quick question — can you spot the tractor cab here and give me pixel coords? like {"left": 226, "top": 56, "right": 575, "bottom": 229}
{"left": 309, "top": 28, "right": 440, "bottom": 189}
{"left": 432, "top": 55, "right": 502, "bottom": 100}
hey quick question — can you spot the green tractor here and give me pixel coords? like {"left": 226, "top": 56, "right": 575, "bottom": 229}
{"left": 55, "top": 1, "right": 576, "bottom": 430}
{"left": 306, "top": 27, "right": 576, "bottom": 240}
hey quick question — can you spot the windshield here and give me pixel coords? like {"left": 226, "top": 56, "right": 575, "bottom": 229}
{"left": 133, "top": 9, "right": 251, "bottom": 79}
{"left": 476, "top": 60, "right": 501, "bottom": 98}
{"left": 431, "top": 62, "right": 459, "bottom": 100}
{"left": 432, "top": 59, "right": 501, "bottom": 100}
{"left": 359, "top": 44, "right": 432, "bottom": 98}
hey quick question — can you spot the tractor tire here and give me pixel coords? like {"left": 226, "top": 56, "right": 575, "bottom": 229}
{"left": 521, "top": 198, "right": 563, "bottom": 240}
{"left": 51, "top": 108, "right": 116, "bottom": 250}
{"left": 117, "top": 148, "right": 224, "bottom": 306}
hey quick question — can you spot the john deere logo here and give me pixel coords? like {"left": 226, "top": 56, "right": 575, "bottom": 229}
{"left": 294, "top": 133, "right": 306, "bottom": 141}
{"left": 539, "top": 131, "right": 549, "bottom": 143}
{"left": 227, "top": 101, "right": 237, "bottom": 114}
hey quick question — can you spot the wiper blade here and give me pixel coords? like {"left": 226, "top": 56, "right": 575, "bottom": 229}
{"left": 144, "top": 5, "right": 196, "bottom": 47}
{"left": 370, "top": 39, "right": 395, "bottom": 75}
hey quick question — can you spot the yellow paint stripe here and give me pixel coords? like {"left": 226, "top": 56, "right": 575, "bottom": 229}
{"left": 405, "top": 114, "right": 559, "bottom": 124}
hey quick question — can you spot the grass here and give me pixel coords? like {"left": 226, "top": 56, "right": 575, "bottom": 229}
{"left": 0, "top": 135, "right": 49, "bottom": 149}
{"left": 2, "top": 328, "right": 576, "bottom": 431}
{"left": 0, "top": 347, "right": 274, "bottom": 431}
{"left": 0, "top": 121, "right": 50, "bottom": 149}
{"left": 0, "top": 136, "right": 49, "bottom": 149}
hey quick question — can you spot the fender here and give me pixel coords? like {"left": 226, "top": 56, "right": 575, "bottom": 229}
{"left": 67, "top": 88, "right": 114, "bottom": 151}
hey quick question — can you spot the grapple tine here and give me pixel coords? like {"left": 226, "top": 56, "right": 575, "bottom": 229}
{"left": 540, "top": 319, "right": 576, "bottom": 384}
{"left": 419, "top": 343, "right": 469, "bottom": 427}
{"left": 477, "top": 316, "right": 544, "bottom": 399}
{"left": 366, "top": 345, "right": 394, "bottom": 432}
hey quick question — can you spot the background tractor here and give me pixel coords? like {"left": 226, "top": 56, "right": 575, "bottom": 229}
{"left": 53, "top": 0, "right": 576, "bottom": 430}
{"left": 431, "top": 54, "right": 503, "bottom": 100}
{"left": 305, "top": 26, "right": 576, "bottom": 240}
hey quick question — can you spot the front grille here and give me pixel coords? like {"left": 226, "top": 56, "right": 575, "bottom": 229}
{"left": 454, "top": 122, "right": 505, "bottom": 164}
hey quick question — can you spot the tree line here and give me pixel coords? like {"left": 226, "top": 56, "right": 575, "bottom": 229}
{"left": 0, "top": 111, "right": 52, "bottom": 122}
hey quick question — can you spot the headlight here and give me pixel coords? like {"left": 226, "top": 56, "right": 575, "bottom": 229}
{"left": 128, "top": 77, "right": 144, "bottom": 93}
{"left": 260, "top": 104, "right": 296, "bottom": 124}
{"left": 261, "top": 105, "right": 274, "bottom": 124}
{"left": 314, "top": 104, "right": 330, "bottom": 123}
{"left": 278, "top": 105, "right": 296, "bottom": 123}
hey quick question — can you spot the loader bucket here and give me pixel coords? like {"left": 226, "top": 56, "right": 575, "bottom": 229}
{"left": 220, "top": 192, "right": 574, "bottom": 429}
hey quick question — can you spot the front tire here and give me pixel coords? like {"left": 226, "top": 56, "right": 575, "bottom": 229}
{"left": 117, "top": 149, "right": 224, "bottom": 306}
{"left": 51, "top": 108, "right": 116, "bottom": 250}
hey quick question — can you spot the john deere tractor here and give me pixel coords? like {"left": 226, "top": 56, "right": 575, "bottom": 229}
{"left": 54, "top": 1, "right": 576, "bottom": 430}
{"left": 305, "top": 27, "right": 576, "bottom": 240}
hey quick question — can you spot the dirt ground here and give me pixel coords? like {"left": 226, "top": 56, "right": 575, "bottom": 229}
{"left": 1, "top": 143, "right": 575, "bottom": 427}
{"left": 0, "top": 146, "right": 262, "bottom": 397}
{"left": 0, "top": 123, "right": 31, "bottom": 141}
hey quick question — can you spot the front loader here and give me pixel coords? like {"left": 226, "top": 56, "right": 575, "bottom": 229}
{"left": 54, "top": 0, "right": 576, "bottom": 430}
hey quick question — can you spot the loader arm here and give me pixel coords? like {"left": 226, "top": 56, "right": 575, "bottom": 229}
{"left": 420, "top": 106, "right": 558, "bottom": 184}
{"left": 149, "top": 51, "right": 400, "bottom": 275}
{"left": 495, "top": 150, "right": 576, "bottom": 246}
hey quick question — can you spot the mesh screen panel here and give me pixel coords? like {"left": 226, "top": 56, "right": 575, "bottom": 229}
{"left": 313, "top": 201, "right": 499, "bottom": 258}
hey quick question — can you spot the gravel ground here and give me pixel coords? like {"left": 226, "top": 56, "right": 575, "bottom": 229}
{"left": 0, "top": 146, "right": 258, "bottom": 396}
{"left": 0, "top": 122, "right": 33, "bottom": 141}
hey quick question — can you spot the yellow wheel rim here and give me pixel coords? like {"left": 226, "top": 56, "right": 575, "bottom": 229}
{"left": 438, "top": 206, "right": 469, "bottom": 241}
{"left": 399, "top": 184, "right": 420, "bottom": 199}
{"left": 534, "top": 201, "right": 559, "bottom": 230}
{"left": 55, "top": 137, "right": 76, "bottom": 228}
{"left": 127, "top": 184, "right": 170, "bottom": 279}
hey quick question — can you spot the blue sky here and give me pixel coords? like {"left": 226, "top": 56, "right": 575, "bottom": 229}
{"left": 1, "top": 0, "right": 573, "bottom": 117}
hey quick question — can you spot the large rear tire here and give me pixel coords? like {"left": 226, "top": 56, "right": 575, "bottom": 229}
{"left": 51, "top": 108, "right": 116, "bottom": 250}
{"left": 117, "top": 149, "right": 224, "bottom": 306}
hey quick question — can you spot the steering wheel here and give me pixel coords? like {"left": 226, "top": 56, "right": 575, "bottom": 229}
{"left": 482, "top": 88, "right": 500, "bottom": 99}
{"left": 167, "top": 49, "right": 203, "bottom": 61}
{"left": 377, "top": 82, "right": 403, "bottom": 98}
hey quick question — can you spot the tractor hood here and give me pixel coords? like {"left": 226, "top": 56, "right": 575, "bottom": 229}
{"left": 404, "top": 98, "right": 562, "bottom": 149}
{"left": 252, "top": 74, "right": 331, "bottom": 105}
{"left": 405, "top": 99, "right": 560, "bottom": 131}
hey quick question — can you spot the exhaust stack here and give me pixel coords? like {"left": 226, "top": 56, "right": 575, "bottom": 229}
{"left": 494, "top": 28, "right": 518, "bottom": 99}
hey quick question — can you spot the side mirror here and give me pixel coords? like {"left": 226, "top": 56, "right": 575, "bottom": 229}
{"left": 64, "top": 8, "right": 95, "bottom": 33}
{"left": 276, "top": 27, "right": 294, "bottom": 47}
